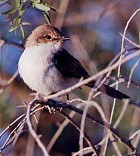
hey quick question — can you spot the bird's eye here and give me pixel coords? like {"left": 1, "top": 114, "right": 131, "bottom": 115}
{"left": 45, "top": 35, "right": 52, "bottom": 40}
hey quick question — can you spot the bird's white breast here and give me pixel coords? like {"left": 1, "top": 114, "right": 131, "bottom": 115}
{"left": 18, "top": 43, "right": 80, "bottom": 96}
{"left": 18, "top": 43, "right": 62, "bottom": 95}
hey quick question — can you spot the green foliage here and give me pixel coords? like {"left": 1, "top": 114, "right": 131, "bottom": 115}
{"left": 2, "top": 0, "right": 57, "bottom": 38}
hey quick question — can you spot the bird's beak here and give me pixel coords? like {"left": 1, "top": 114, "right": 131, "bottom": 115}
{"left": 62, "top": 36, "right": 70, "bottom": 41}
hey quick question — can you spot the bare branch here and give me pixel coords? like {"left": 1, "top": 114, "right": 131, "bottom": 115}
{"left": 26, "top": 101, "right": 49, "bottom": 156}
{"left": 36, "top": 99, "right": 135, "bottom": 152}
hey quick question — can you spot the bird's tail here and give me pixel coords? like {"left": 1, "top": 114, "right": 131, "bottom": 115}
{"left": 86, "top": 81, "right": 129, "bottom": 99}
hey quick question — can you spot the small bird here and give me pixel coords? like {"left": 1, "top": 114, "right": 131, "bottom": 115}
{"left": 18, "top": 24, "right": 129, "bottom": 99}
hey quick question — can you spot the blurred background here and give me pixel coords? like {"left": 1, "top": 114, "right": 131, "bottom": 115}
{"left": 0, "top": 0, "right": 140, "bottom": 155}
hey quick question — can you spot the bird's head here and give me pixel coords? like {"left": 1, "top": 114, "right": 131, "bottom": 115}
{"left": 25, "top": 24, "right": 69, "bottom": 49}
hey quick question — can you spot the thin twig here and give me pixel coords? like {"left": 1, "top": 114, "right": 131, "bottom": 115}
{"left": 47, "top": 103, "right": 83, "bottom": 152}
{"left": 127, "top": 59, "right": 140, "bottom": 88}
{"left": 79, "top": 89, "right": 94, "bottom": 156}
{"left": 113, "top": 99, "right": 129, "bottom": 128}
{"left": 54, "top": 0, "right": 70, "bottom": 29}
{"left": 110, "top": 8, "right": 140, "bottom": 134}
{"left": 0, "top": 70, "right": 19, "bottom": 86}
{"left": 120, "top": 33, "right": 140, "bottom": 48}
{"left": 57, "top": 109, "right": 99, "bottom": 155}
{"left": 26, "top": 101, "right": 49, "bottom": 156}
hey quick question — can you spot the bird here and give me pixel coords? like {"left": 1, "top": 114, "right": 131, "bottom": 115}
{"left": 18, "top": 24, "right": 129, "bottom": 99}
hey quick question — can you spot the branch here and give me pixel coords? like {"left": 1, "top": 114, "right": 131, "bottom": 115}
{"left": 57, "top": 110, "right": 99, "bottom": 155}
{"left": 35, "top": 99, "right": 136, "bottom": 152}
{"left": 26, "top": 101, "right": 49, "bottom": 156}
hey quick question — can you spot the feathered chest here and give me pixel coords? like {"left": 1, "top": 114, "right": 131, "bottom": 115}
{"left": 18, "top": 44, "right": 62, "bottom": 95}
